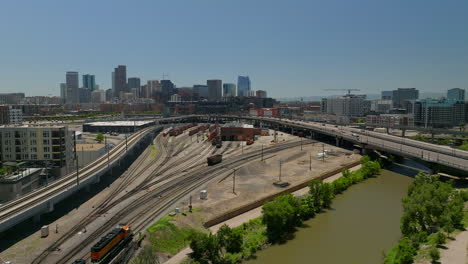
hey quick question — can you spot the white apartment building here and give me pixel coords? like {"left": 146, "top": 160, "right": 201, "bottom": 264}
{"left": 322, "top": 95, "right": 366, "bottom": 117}
{"left": 0, "top": 125, "right": 75, "bottom": 174}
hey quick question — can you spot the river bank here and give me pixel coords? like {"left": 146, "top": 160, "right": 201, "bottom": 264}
{"left": 160, "top": 158, "right": 381, "bottom": 264}
{"left": 246, "top": 167, "right": 413, "bottom": 264}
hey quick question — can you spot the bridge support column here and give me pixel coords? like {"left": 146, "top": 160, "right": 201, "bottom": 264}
{"left": 362, "top": 148, "right": 367, "bottom": 155}
{"left": 401, "top": 129, "right": 406, "bottom": 137}
{"left": 33, "top": 214, "right": 41, "bottom": 224}
{"left": 335, "top": 137, "right": 341, "bottom": 147}
{"left": 48, "top": 201, "right": 54, "bottom": 213}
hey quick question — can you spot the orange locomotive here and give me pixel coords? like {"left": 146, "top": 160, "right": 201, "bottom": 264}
{"left": 90, "top": 225, "right": 132, "bottom": 262}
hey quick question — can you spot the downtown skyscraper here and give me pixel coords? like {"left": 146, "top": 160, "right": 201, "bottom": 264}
{"left": 66, "top": 71, "right": 79, "bottom": 103}
{"left": 237, "top": 76, "right": 251, "bottom": 97}
{"left": 82, "top": 74, "right": 96, "bottom": 91}
{"left": 112, "top": 65, "right": 127, "bottom": 98}
{"left": 207, "top": 79, "right": 222, "bottom": 101}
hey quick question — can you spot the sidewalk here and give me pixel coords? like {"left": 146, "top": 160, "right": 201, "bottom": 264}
{"left": 163, "top": 164, "right": 361, "bottom": 264}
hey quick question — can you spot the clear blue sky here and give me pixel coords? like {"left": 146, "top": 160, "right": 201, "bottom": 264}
{"left": 0, "top": 0, "right": 467, "bottom": 98}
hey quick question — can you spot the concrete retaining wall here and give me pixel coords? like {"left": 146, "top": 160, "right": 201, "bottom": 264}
{"left": 203, "top": 160, "right": 361, "bottom": 228}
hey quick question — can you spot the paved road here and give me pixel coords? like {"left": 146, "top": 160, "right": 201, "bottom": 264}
{"left": 243, "top": 116, "right": 468, "bottom": 172}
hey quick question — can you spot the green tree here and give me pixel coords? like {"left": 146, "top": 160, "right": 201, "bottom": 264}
{"left": 217, "top": 224, "right": 242, "bottom": 255}
{"left": 96, "top": 133, "right": 104, "bottom": 143}
{"left": 262, "top": 194, "right": 301, "bottom": 242}
{"left": 321, "top": 182, "right": 334, "bottom": 208}
{"left": 384, "top": 237, "right": 417, "bottom": 264}
{"left": 308, "top": 180, "right": 324, "bottom": 211}
{"left": 189, "top": 232, "right": 221, "bottom": 264}
{"left": 399, "top": 172, "right": 464, "bottom": 245}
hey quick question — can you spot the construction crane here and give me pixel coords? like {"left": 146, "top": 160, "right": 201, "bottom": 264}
{"left": 324, "top": 89, "right": 361, "bottom": 95}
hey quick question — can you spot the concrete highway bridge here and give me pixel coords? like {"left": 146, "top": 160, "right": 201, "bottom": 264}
{"left": 207, "top": 115, "right": 468, "bottom": 173}
{"left": 0, "top": 115, "right": 467, "bottom": 233}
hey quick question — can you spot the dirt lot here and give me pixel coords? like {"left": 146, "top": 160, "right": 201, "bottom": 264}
{"left": 163, "top": 133, "right": 360, "bottom": 243}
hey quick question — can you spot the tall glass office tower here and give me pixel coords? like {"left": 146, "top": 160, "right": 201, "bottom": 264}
{"left": 237, "top": 76, "right": 251, "bottom": 97}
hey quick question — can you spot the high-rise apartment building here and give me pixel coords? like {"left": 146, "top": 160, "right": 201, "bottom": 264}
{"left": 147, "top": 80, "right": 162, "bottom": 97}
{"left": 128, "top": 78, "right": 141, "bottom": 98}
{"left": 237, "top": 76, "right": 251, "bottom": 97}
{"left": 447, "top": 88, "right": 465, "bottom": 101}
{"left": 161, "top": 80, "right": 175, "bottom": 102}
{"left": 112, "top": 65, "right": 127, "bottom": 98}
{"left": 66, "top": 71, "right": 79, "bottom": 104}
{"left": 407, "top": 98, "right": 467, "bottom": 128}
{"left": 0, "top": 125, "right": 75, "bottom": 169}
{"left": 82, "top": 74, "right": 96, "bottom": 91}
{"left": 60, "top": 83, "right": 67, "bottom": 100}
{"left": 321, "top": 95, "right": 366, "bottom": 117}
{"left": 223, "top": 83, "right": 236, "bottom": 97}
{"left": 0, "top": 106, "right": 23, "bottom": 125}
{"left": 392, "top": 88, "right": 419, "bottom": 109}
{"left": 207, "top": 80, "right": 222, "bottom": 101}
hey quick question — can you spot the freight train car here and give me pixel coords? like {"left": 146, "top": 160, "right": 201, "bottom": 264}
{"left": 90, "top": 225, "right": 132, "bottom": 263}
{"left": 207, "top": 154, "right": 222, "bottom": 165}
{"left": 162, "top": 127, "right": 173, "bottom": 137}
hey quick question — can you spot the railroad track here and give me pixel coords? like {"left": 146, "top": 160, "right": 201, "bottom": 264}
{"left": 30, "top": 127, "right": 205, "bottom": 264}
{"left": 0, "top": 126, "right": 159, "bottom": 222}
{"left": 54, "top": 139, "right": 312, "bottom": 264}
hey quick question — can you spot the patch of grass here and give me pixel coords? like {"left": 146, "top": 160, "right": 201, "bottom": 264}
{"left": 458, "top": 142, "right": 468, "bottom": 151}
{"left": 147, "top": 215, "right": 198, "bottom": 254}
{"left": 150, "top": 145, "right": 158, "bottom": 158}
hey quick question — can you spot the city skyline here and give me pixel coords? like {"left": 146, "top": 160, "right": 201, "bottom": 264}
{"left": 0, "top": 0, "right": 467, "bottom": 98}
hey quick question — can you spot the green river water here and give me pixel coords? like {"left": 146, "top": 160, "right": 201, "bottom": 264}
{"left": 246, "top": 168, "right": 414, "bottom": 264}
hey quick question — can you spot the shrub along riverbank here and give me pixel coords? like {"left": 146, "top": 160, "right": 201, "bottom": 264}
{"left": 187, "top": 156, "right": 381, "bottom": 264}
{"left": 383, "top": 173, "right": 467, "bottom": 264}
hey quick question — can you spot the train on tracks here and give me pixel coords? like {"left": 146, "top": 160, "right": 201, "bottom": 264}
{"left": 73, "top": 225, "right": 133, "bottom": 263}
{"left": 91, "top": 225, "right": 133, "bottom": 262}
{"left": 207, "top": 154, "right": 222, "bottom": 165}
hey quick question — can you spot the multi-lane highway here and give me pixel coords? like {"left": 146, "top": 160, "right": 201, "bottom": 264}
{"left": 227, "top": 116, "right": 468, "bottom": 172}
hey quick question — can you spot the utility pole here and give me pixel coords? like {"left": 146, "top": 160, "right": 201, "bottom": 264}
{"left": 75, "top": 154, "right": 79, "bottom": 186}
{"left": 241, "top": 141, "right": 244, "bottom": 154}
{"left": 261, "top": 144, "right": 264, "bottom": 161}
{"left": 106, "top": 136, "right": 110, "bottom": 167}
{"left": 189, "top": 195, "right": 192, "bottom": 213}
{"left": 125, "top": 134, "right": 128, "bottom": 152}
{"left": 322, "top": 144, "right": 325, "bottom": 162}
{"left": 309, "top": 152, "right": 312, "bottom": 171}
{"left": 232, "top": 168, "right": 238, "bottom": 194}
{"left": 279, "top": 160, "right": 282, "bottom": 182}
{"left": 301, "top": 136, "right": 303, "bottom": 151}
{"left": 81, "top": 146, "right": 84, "bottom": 168}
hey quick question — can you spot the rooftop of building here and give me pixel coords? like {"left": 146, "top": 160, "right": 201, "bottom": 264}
{"left": 0, "top": 124, "right": 67, "bottom": 129}
{"left": 0, "top": 168, "right": 42, "bottom": 182}
{"left": 222, "top": 122, "right": 254, "bottom": 128}
{"left": 83, "top": 120, "right": 153, "bottom": 127}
